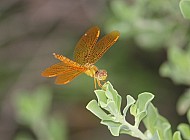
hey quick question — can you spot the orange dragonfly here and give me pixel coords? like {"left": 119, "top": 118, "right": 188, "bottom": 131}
{"left": 41, "top": 26, "right": 120, "bottom": 88}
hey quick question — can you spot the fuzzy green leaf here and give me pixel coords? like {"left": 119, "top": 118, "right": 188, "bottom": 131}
{"left": 87, "top": 82, "right": 155, "bottom": 139}
{"left": 173, "top": 131, "right": 182, "bottom": 140}
{"left": 130, "top": 92, "right": 154, "bottom": 127}
{"left": 94, "top": 90, "right": 108, "bottom": 111}
{"left": 143, "top": 103, "right": 172, "bottom": 139}
{"left": 177, "top": 89, "right": 190, "bottom": 115}
{"left": 143, "top": 103, "right": 159, "bottom": 134}
{"left": 177, "top": 123, "right": 190, "bottom": 139}
{"left": 15, "top": 87, "right": 52, "bottom": 125}
{"left": 160, "top": 47, "right": 190, "bottom": 85}
{"left": 148, "top": 131, "right": 160, "bottom": 140}
{"left": 123, "top": 95, "right": 136, "bottom": 118}
{"left": 86, "top": 100, "right": 111, "bottom": 121}
{"left": 103, "top": 81, "right": 122, "bottom": 112}
{"left": 101, "top": 120, "right": 123, "bottom": 136}
{"left": 94, "top": 90, "right": 107, "bottom": 105}
{"left": 48, "top": 117, "right": 67, "bottom": 140}
{"left": 180, "top": 0, "right": 190, "bottom": 19}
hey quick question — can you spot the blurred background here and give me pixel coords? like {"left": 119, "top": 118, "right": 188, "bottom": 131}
{"left": 0, "top": 0, "right": 189, "bottom": 140}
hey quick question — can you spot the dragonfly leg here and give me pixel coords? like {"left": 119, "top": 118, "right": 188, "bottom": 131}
{"left": 94, "top": 77, "right": 97, "bottom": 89}
{"left": 98, "top": 80, "right": 108, "bottom": 90}
{"left": 97, "top": 79, "right": 103, "bottom": 88}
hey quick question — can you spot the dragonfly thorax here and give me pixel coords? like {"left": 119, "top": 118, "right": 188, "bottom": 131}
{"left": 84, "top": 65, "right": 98, "bottom": 77}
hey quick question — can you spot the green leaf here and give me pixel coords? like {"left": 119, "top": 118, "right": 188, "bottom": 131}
{"left": 87, "top": 82, "right": 155, "bottom": 139}
{"left": 177, "top": 89, "right": 190, "bottom": 115}
{"left": 94, "top": 90, "right": 120, "bottom": 117}
{"left": 106, "top": 101, "right": 120, "bottom": 116}
{"left": 160, "top": 47, "right": 190, "bottom": 85}
{"left": 123, "top": 95, "right": 136, "bottom": 118}
{"left": 143, "top": 103, "right": 172, "bottom": 140}
{"left": 173, "top": 131, "right": 182, "bottom": 140}
{"left": 143, "top": 103, "right": 159, "bottom": 134}
{"left": 94, "top": 90, "right": 108, "bottom": 111}
{"left": 101, "top": 120, "right": 123, "bottom": 136}
{"left": 130, "top": 92, "right": 154, "bottom": 127}
{"left": 180, "top": 0, "right": 190, "bottom": 19}
{"left": 148, "top": 131, "right": 160, "bottom": 140}
{"left": 86, "top": 100, "right": 111, "bottom": 121}
{"left": 162, "top": 122, "right": 172, "bottom": 139}
{"left": 103, "top": 81, "right": 122, "bottom": 113}
{"left": 94, "top": 90, "right": 107, "bottom": 106}
{"left": 177, "top": 123, "right": 190, "bottom": 139}
{"left": 135, "top": 19, "right": 172, "bottom": 49}
{"left": 48, "top": 117, "right": 67, "bottom": 140}
{"left": 15, "top": 87, "right": 52, "bottom": 125}
{"left": 110, "top": 0, "right": 139, "bottom": 21}
{"left": 156, "top": 116, "right": 172, "bottom": 140}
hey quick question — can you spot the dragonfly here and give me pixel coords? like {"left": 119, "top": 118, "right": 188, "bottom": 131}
{"left": 41, "top": 26, "right": 120, "bottom": 88}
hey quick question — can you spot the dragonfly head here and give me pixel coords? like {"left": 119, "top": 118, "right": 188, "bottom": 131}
{"left": 95, "top": 70, "right": 107, "bottom": 81}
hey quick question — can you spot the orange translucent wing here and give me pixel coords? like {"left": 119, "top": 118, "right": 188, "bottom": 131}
{"left": 73, "top": 26, "right": 100, "bottom": 65}
{"left": 53, "top": 53, "right": 84, "bottom": 68}
{"left": 55, "top": 70, "right": 82, "bottom": 84}
{"left": 88, "top": 31, "right": 120, "bottom": 64}
{"left": 41, "top": 62, "right": 86, "bottom": 77}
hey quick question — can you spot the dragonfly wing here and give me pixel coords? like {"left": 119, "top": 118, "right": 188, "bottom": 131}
{"left": 55, "top": 70, "right": 82, "bottom": 84}
{"left": 87, "top": 31, "right": 120, "bottom": 64}
{"left": 41, "top": 62, "right": 85, "bottom": 77}
{"left": 73, "top": 26, "right": 100, "bottom": 65}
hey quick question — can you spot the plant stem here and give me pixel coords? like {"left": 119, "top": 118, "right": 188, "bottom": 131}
{"left": 121, "top": 118, "right": 147, "bottom": 140}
